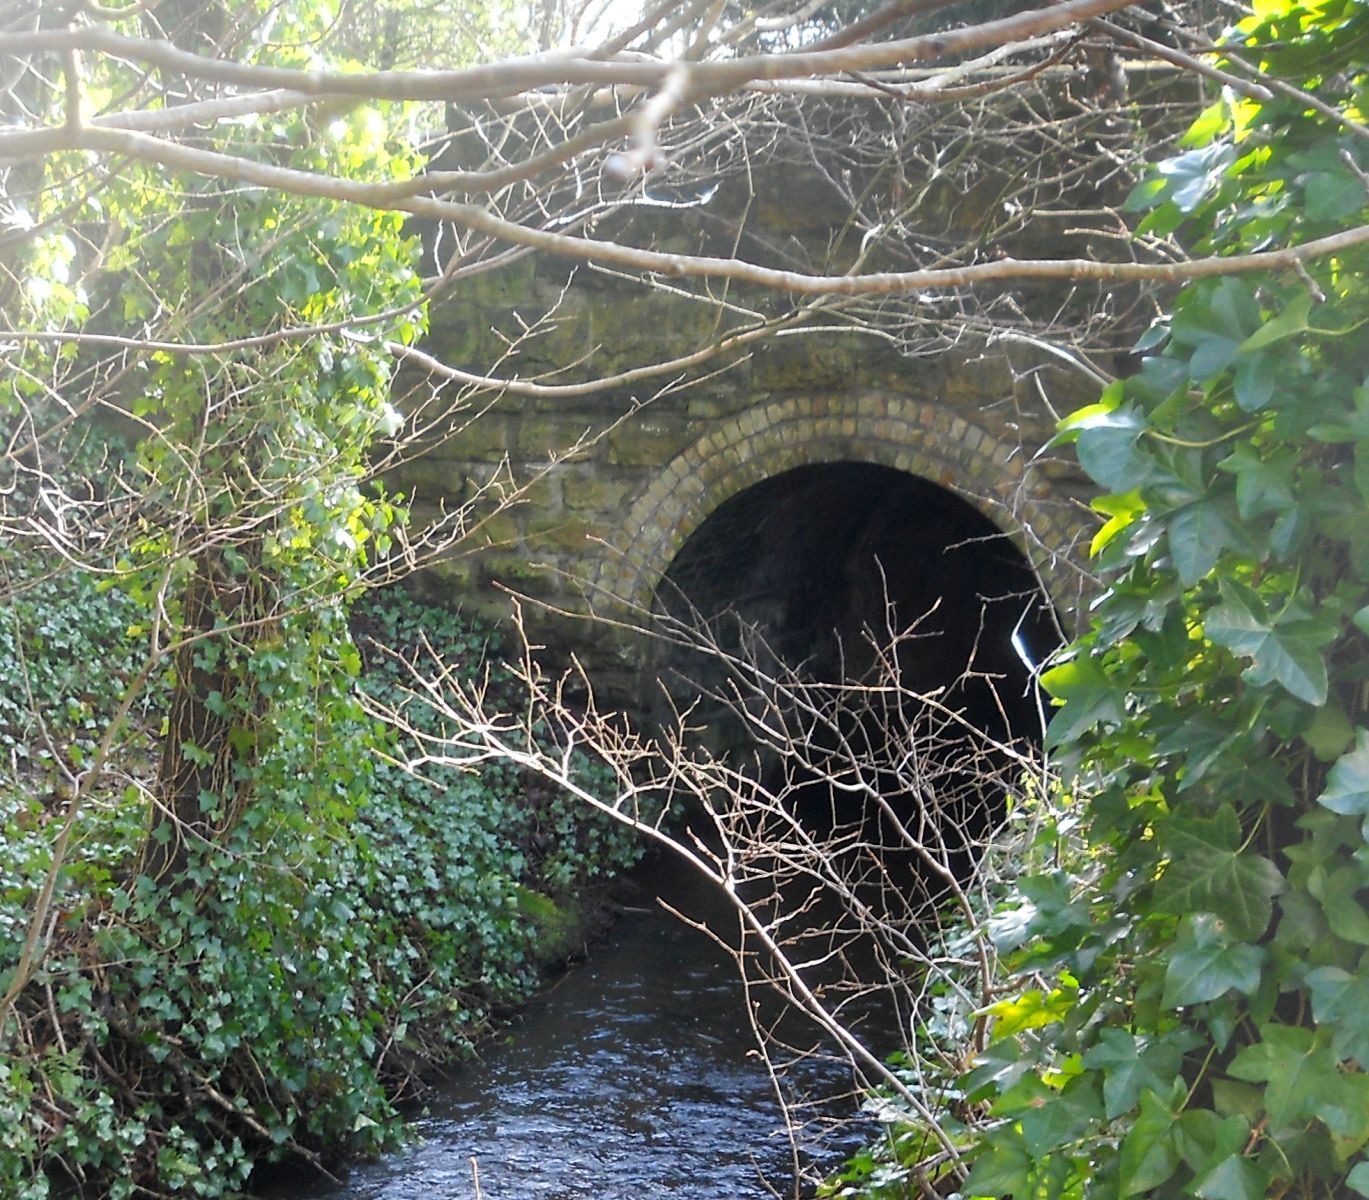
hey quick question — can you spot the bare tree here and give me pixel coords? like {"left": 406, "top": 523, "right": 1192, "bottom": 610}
{"left": 369, "top": 590, "right": 1060, "bottom": 1195}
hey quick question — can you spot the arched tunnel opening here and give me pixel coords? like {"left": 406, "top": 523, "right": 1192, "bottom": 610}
{"left": 647, "top": 461, "right": 1062, "bottom": 900}
{"left": 652, "top": 462, "right": 1060, "bottom": 743}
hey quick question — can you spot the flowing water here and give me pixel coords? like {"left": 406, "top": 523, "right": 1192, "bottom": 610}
{"left": 270, "top": 857, "right": 864, "bottom": 1200}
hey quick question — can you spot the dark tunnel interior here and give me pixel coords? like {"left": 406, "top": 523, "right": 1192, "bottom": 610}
{"left": 650, "top": 461, "right": 1062, "bottom": 763}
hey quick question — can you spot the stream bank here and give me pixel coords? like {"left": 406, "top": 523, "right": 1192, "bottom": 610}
{"left": 264, "top": 854, "right": 863, "bottom": 1199}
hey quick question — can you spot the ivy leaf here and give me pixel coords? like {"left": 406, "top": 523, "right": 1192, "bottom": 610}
{"left": 1075, "top": 407, "right": 1156, "bottom": 493}
{"left": 1167, "top": 501, "right": 1234, "bottom": 585}
{"left": 1306, "top": 963, "right": 1369, "bottom": 1067}
{"left": 1318, "top": 728, "right": 1369, "bottom": 816}
{"left": 1126, "top": 142, "right": 1235, "bottom": 214}
{"left": 1041, "top": 656, "right": 1126, "bottom": 749}
{"left": 1207, "top": 276, "right": 1261, "bottom": 342}
{"left": 1237, "top": 290, "right": 1312, "bottom": 354}
{"left": 1232, "top": 352, "right": 1276, "bottom": 411}
{"left": 1218, "top": 443, "right": 1296, "bottom": 519}
{"left": 1228, "top": 1025, "right": 1331, "bottom": 1132}
{"left": 1156, "top": 714, "right": 1239, "bottom": 792}
{"left": 962, "top": 1130, "right": 1031, "bottom": 1199}
{"left": 1017, "top": 871, "right": 1092, "bottom": 938}
{"left": 1205, "top": 582, "right": 1331, "bottom": 705}
{"left": 1194, "top": 1154, "right": 1271, "bottom": 1200}
{"left": 1090, "top": 489, "right": 1148, "bottom": 558}
{"left": 1155, "top": 811, "right": 1284, "bottom": 941}
{"left": 1082, "top": 1028, "right": 1182, "bottom": 1120}
{"left": 1303, "top": 168, "right": 1366, "bottom": 223}
{"left": 1302, "top": 705, "right": 1355, "bottom": 763}
{"left": 1018, "top": 1078, "right": 1103, "bottom": 1157}
{"left": 1188, "top": 333, "right": 1242, "bottom": 381}
{"left": 1174, "top": 1106, "right": 1247, "bottom": 1174}
{"left": 986, "top": 983, "right": 1077, "bottom": 1040}
{"left": 1120, "top": 1085, "right": 1184, "bottom": 1196}
{"left": 1319, "top": 1070, "right": 1369, "bottom": 1148}
{"left": 1306, "top": 863, "right": 1369, "bottom": 945}
{"left": 1163, "top": 914, "right": 1266, "bottom": 1008}
{"left": 1348, "top": 1161, "right": 1369, "bottom": 1197}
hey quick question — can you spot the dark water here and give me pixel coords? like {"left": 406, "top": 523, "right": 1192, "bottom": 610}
{"left": 273, "top": 858, "right": 862, "bottom": 1200}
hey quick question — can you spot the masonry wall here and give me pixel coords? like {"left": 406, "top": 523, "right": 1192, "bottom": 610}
{"left": 388, "top": 106, "right": 1135, "bottom": 699}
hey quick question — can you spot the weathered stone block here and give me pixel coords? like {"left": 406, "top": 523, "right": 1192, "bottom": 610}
{"left": 412, "top": 555, "right": 474, "bottom": 593}
{"left": 607, "top": 419, "right": 691, "bottom": 467}
{"left": 560, "top": 472, "right": 632, "bottom": 514}
{"left": 481, "top": 553, "right": 558, "bottom": 589}
{"left": 425, "top": 413, "right": 513, "bottom": 462}
{"left": 466, "top": 510, "right": 523, "bottom": 549}
{"left": 516, "top": 415, "right": 605, "bottom": 463}
{"left": 525, "top": 513, "right": 597, "bottom": 555}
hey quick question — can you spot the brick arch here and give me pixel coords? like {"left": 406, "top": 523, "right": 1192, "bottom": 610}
{"left": 593, "top": 392, "right": 1077, "bottom": 616}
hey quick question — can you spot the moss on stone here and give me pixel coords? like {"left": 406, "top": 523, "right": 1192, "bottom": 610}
{"left": 515, "top": 885, "right": 585, "bottom": 965}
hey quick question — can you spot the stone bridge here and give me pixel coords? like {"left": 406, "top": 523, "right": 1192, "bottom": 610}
{"left": 397, "top": 285, "right": 1098, "bottom": 714}
{"left": 392, "top": 122, "right": 1127, "bottom": 716}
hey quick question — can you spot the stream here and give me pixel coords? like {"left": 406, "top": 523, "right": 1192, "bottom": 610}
{"left": 271, "top": 856, "right": 866, "bottom": 1200}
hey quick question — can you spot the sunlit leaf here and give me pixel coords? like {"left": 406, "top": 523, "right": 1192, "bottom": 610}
{"left": 1318, "top": 729, "right": 1369, "bottom": 816}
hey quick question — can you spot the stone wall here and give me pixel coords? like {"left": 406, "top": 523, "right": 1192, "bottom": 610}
{"left": 389, "top": 99, "right": 1137, "bottom": 701}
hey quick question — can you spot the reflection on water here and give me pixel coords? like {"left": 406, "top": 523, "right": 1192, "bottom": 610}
{"left": 270, "top": 858, "right": 861, "bottom": 1200}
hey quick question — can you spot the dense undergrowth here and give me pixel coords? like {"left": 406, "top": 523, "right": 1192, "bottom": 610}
{"left": 0, "top": 572, "right": 640, "bottom": 1198}
{"left": 825, "top": 3, "right": 1369, "bottom": 1198}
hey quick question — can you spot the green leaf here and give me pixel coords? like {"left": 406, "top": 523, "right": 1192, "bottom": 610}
{"left": 1017, "top": 871, "right": 1091, "bottom": 938}
{"left": 1318, "top": 729, "right": 1369, "bottom": 816}
{"left": 1120, "top": 1085, "right": 1184, "bottom": 1196}
{"left": 1205, "top": 583, "right": 1331, "bottom": 705}
{"left": 1083, "top": 1028, "right": 1182, "bottom": 1120}
{"left": 986, "top": 984, "right": 1077, "bottom": 1040}
{"left": 1208, "top": 277, "right": 1260, "bottom": 342}
{"left": 1163, "top": 914, "right": 1266, "bottom": 1008}
{"left": 1194, "top": 1154, "right": 1270, "bottom": 1200}
{"left": 1188, "top": 333, "right": 1242, "bottom": 381}
{"left": 1303, "top": 168, "right": 1366, "bottom": 223}
{"left": 1090, "top": 488, "right": 1148, "bottom": 556}
{"left": 1228, "top": 1025, "right": 1331, "bottom": 1132}
{"left": 1041, "top": 655, "right": 1126, "bottom": 749}
{"left": 1306, "top": 963, "right": 1369, "bottom": 1067}
{"left": 1126, "top": 142, "right": 1234, "bottom": 214}
{"left": 1167, "top": 501, "right": 1233, "bottom": 585}
{"left": 962, "top": 1130, "right": 1031, "bottom": 1199}
{"left": 1154, "top": 810, "right": 1284, "bottom": 940}
{"left": 1075, "top": 407, "right": 1156, "bottom": 493}
{"left": 1318, "top": 1070, "right": 1369, "bottom": 1148}
{"left": 1018, "top": 1078, "right": 1103, "bottom": 1157}
{"left": 1232, "top": 352, "right": 1276, "bottom": 411}
{"left": 1238, "top": 291, "right": 1313, "bottom": 354}
{"left": 1303, "top": 705, "right": 1355, "bottom": 763}
{"left": 1347, "top": 1161, "right": 1369, "bottom": 1197}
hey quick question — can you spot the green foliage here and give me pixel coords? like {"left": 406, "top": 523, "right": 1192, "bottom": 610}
{"left": 829, "top": 3, "right": 1369, "bottom": 1197}
{"left": 1, "top": 5, "right": 638, "bottom": 1189}
{"left": 0, "top": 580, "right": 641, "bottom": 1197}
{"left": 0, "top": 567, "right": 149, "bottom": 764}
